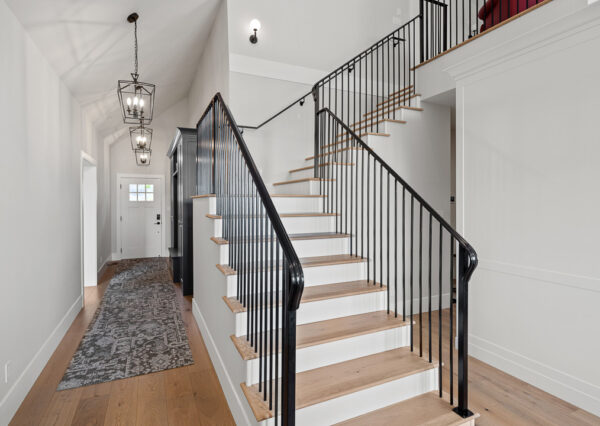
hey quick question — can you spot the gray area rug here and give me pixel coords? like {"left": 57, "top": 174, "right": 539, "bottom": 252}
{"left": 58, "top": 258, "right": 194, "bottom": 390}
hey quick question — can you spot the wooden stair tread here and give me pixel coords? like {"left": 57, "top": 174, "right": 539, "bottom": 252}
{"left": 270, "top": 194, "right": 326, "bottom": 198}
{"left": 205, "top": 212, "right": 338, "bottom": 220}
{"left": 289, "top": 162, "right": 355, "bottom": 174}
{"left": 231, "top": 309, "right": 404, "bottom": 360}
{"left": 305, "top": 146, "right": 364, "bottom": 161}
{"left": 366, "top": 94, "right": 421, "bottom": 117}
{"left": 242, "top": 347, "right": 436, "bottom": 421}
{"left": 224, "top": 280, "right": 385, "bottom": 316}
{"left": 273, "top": 177, "right": 333, "bottom": 186}
{"left": 216, "top": 254, "right": 366, "bottom": 276}
{"left": 336, "top": 392, "right": 477, "bottom": 426}
{"left": 212, "top": 232, "right": 350, "bottom": 246}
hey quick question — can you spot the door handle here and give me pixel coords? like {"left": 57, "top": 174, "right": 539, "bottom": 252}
{"left": 154, "top": 222, "right": 161, "bottom": 225}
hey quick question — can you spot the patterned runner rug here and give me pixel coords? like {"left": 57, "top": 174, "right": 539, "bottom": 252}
{"left": 57, "top": 258, "right": 194, "bottom": 390}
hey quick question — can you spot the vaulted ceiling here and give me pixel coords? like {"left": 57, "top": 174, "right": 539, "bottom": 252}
{"left": 5, "top": 0, "right": 221, "bottom": 138}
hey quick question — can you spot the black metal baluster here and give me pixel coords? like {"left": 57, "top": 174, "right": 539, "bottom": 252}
{"left": 419, "top": 203, "right": 423, "bottom": 358}
{"left": 428, "top": 212, "right": 433, "bottom": 363}
{"left": 410, "top": 195, "right": 414, "bottom": 351}
{"left": 449, "top": 235, "right": 454, "bottom": 405}
{"left": 439, "top": 223, "right": 443, "bottom": 397}
{"left": 387, "top": 172, "right": 390, "bottom": 313}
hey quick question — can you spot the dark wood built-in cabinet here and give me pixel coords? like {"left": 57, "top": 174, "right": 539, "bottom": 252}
{"left": 167, "top": 128, "right": 197, "bottom": 295}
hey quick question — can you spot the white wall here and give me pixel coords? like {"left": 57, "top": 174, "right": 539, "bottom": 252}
{"left": 110, "top": 99, "right": 189, "bottom": 258}
{"left": 188, "top": 0, "right": 230, "bottom": 125}
{"left": 228, "top": 0, "right": 417, "bottom": 72}
{"left": 452, "top": 0, "right": 600, "bottom": 416}
{"left": 0, "top": 1, "right": 89, "bottom": 422}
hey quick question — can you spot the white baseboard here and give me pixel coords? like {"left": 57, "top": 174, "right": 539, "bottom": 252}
{"left": 111, "top": 252, "right": 120, "bottom": 261}
{"left": 0, "top": 295, "right": 83, "bottom": 425}
{"left": 470, "top": 334, "right": 600, "bottom": 417}
{"left": 192, "top": 298, "right": 252, "bottom": 426}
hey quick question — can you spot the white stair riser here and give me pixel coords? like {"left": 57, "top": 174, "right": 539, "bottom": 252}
{"left": 244, "top": 325, "right": 410, "bottom": 385}
{"left": 217, "top": 237, "right": 350, "bottom": 264}
{"left": 211, "top": 215, "right": 336, "bottom": 237}
{"left": 272, "top": 180, "right": 321, "bottom": 195}
{"left": 294, "top": 367, "right": 437, "bottom": 426}
{"left": 272, "top": 197, "right": 323, "bottom": 213}
{"left": 259, "top": 366, "right": 438, "bottom": 426}
{"left": 224, "top": 262, "right": 367, "bottom": 296}
{"left": 233, "top": 291, "right": 386, "bottom": 336}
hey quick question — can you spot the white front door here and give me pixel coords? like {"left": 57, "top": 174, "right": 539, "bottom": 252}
{"left": 120, "top": 177, "right": 163, "bottom": 259}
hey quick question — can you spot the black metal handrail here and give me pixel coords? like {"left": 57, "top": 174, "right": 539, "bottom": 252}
{"left": 315, "top": 107, "right": 477, "bottom": 417}
{"left": 196, "top": 93, "right": 304, "bottom": 425}
{"left": 239, "top": 90, "right": 312, "bottom": 131}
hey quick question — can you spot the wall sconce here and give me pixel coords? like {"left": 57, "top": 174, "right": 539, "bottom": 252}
{"left": 249, "top": 19, "right": 261, "bottom": 44}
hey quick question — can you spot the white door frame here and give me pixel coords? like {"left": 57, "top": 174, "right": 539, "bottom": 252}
{"left": 81, "top": 151, "right": 98, "bottom": 305}
{"left": 116, "top": 173, "right": 166, "bottom": 260}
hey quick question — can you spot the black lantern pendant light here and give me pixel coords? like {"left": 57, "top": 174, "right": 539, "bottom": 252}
{"left": 117, "top": 13, "right": 155, "bottom": 125}
{"left": 129, "top": 121, "right": 153, "bottom": 151}
{"left": 134, "top": 148, "right": 152, "bottom": 166}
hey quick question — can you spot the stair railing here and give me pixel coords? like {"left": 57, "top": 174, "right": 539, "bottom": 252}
{"left": 315, "top": 107, "right": 477, "bottom": 418}
{"left": 196, "top": 93, "right": 304, "bottom": 425}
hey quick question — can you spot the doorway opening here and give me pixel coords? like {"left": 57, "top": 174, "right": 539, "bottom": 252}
{"left": 81, "top": 153, "right": 98, "bottom": 293}
{"left": 117, "top": 174, "right": 165, "bottom": 260}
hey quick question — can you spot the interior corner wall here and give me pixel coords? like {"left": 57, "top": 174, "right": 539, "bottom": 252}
{"left": 455, "top": 2, "right": 600, "bottom": 416}
{"left": 188, "top": 0, "right": 230, "bottom": 126}
{"left": 0, "top": 1, "right": 88, "bottom": 423}
{"left": 109, "top": 98, "right": 189, "bottom": 259}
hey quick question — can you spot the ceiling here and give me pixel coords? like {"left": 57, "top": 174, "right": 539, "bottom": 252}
{"left": 5, "top": 0, "right": 221, "bottom": 138}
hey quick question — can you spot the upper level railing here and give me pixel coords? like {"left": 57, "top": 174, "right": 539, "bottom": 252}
{"left": 421, "top": 0, "right": 550, "bottom": 63}
{"left": 196, "top": 93, "right": 304, "bottom": 425}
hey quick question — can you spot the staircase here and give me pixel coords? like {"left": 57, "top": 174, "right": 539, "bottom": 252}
{"left": 192, "top": 4, "right": 479, "bottom": 424}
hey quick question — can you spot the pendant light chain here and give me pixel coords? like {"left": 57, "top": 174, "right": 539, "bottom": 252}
{"left": 134, "top": 20, "right": 139, "bottom": 78}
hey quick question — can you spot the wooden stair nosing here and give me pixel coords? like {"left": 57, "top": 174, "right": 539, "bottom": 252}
{"left": 335, "top": 131, "right": 391, "bottom": 140}
{"left": 305, "top": 146, "right": 364, "bottom": 162}
{"left": 367, "top": 94, "right": 421, "bottom": 117}
{"left": 270, "top": 194, "right": 327, "bottom": 198}
{"left": 387, "top": 85, "right": 414, "bottom": 99}
{"left": 212, "top": 232, "right": 351, "bottom": 246}
{"left": 224, "top": 280, "right": 385, "bottom": 316}
{"left": 205, "top": 212, "right": 338, "bottom": 220}
{"left": 335, "top": 391, "right": 479, "bottom": 426}
{"left": 216, "top": 254, "right": 367, "bottom": 276}
{"left": 230, "top": 308, "right": 406, "bottom": 362}
{"left": 376, "top": 91, "right": 420, "bottom": 108}
{"left": 273, "top": 177, "right": 334, "bottom": 186}
{"left": 241, "top": 347, "right": 438, "bottom": 421}
{"left": 289, "top": 162, "right": 355, "bottom": 174}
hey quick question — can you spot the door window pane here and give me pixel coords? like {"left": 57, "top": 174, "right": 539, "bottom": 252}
{"left": 129, "top": 184, "right": 137, "bottom": 192}
{"left": 138, "top": 193, "right": 146, "bottom": 201}
{"left": 138, "top": 184, "right": 146, "bottom": 193}
{"left": 146, "top": 184, "right": 154, "bottom": 193}
{"left": 129, "top": 193, "right": 137, "bottom": 201}
{"left": 146, "top": 193, "right": 154, "bottom": 202}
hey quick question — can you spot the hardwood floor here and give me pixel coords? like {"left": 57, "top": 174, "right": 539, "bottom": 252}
{"left": 412, "top": 305, "right": 600, "bottom": 426}
{"left": 9, "top": 263, "right": 235, "bottom": 426}
{"left": 9, "top": 263, "right": 600, "bottom": 425}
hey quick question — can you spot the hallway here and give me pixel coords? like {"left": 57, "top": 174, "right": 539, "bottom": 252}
{"left": 9, "top": 264, "right": 234, "bottom": 426}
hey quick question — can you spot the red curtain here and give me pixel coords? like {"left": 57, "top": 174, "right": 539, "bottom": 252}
{"left": 478, "top": 0, "right": 545, "bottom": 32}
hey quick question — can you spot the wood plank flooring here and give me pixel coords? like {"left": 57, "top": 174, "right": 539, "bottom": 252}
{"left": 9, "top": 263, "right": 234, "bottom": 426}
{"left": 9, "top": 262, "right": 600, "bottom": 425}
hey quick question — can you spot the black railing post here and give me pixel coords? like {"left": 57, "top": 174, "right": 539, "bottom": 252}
{"left": 420, "top": 0, "right": 425, "bottom": 62}
{"left": 313, "top": 87, "right": 320, "bottom": 178}
{"left": 453, "top": 244, "right": 474, "bottom": 418}
{"left": 282, "top": 271, "right": 297, "bottom": 426}
{"left": 211, "top": 100, "right": 217, "bottom": 194}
